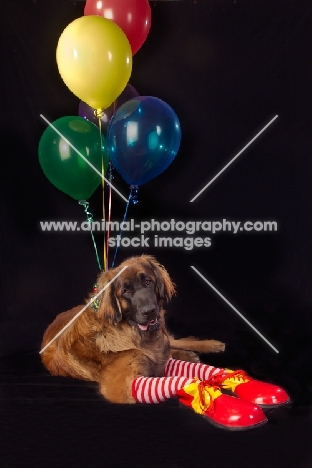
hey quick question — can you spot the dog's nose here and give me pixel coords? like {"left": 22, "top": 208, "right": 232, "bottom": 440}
{"left": 141, "top": 307, "right": 156, "bottom": 318}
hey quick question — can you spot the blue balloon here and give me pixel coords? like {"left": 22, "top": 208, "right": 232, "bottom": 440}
{"left": 107, "top": 96, "right": 181, "bottom": 186}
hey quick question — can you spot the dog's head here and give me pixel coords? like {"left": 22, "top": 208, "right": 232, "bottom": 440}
{"left": 92, "top": 255, "right": 176, "bottom": 332}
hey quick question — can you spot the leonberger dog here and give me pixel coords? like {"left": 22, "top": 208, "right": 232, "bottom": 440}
{"left": 41, "top": 255, "right": 225, "bottom": 403}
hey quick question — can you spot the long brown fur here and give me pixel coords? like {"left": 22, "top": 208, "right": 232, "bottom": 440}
{"left": 41, "top": 255, "right": 225, "bottom": 403}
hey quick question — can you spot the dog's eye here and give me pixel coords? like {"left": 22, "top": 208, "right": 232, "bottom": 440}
{"left": 122, "top": 287, "right": 131, "bottom": 295}
{"left": 145, "top": 278, "right": 152, "bottom": 286}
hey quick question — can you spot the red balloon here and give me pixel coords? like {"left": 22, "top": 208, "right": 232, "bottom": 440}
{"left": 84, "top": 0, "right": 151, "bottom": 55}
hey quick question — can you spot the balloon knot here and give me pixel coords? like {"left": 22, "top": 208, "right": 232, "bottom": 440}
{"left": 130, "top": 185, "right": 139, "bottom": 204}
{"left": 94, "top": 109, "right": 104, "bottom": 119}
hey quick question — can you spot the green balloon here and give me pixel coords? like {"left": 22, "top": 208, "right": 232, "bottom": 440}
{"left": 38, "top": 116, "right": 109, "bottom": 200}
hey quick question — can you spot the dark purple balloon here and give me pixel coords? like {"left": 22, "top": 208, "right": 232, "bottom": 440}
{"left": 78, "top": 84, "right": 139, "bottom": 133}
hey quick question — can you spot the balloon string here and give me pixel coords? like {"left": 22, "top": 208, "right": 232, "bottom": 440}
{"left": 96, "top": 111, "right": 107, "bottom": 271}
{"left": 111, "top": 187, "right": 134, "bottom": 269}
{"left": 106, "top": 161, "right": 113, "bottom": 268}
{"left": 106, "top": 101, "right": 116, "bottom": 268}
{"left": 78, "top": 200, "right": 102, "bottom": 271}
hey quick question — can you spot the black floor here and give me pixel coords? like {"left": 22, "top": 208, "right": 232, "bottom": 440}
{"left": 1, "top": 354, "right": 311, "bottom": 468}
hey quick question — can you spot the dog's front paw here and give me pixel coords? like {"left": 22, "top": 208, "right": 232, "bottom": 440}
{"left": 209, "top": 340, "right": 226, "bottom": 353}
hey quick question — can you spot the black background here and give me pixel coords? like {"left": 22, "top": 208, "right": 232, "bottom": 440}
{"left": 1, "top": 1, "right": 312, "bottom": 466}
{"left": 1, "top": 2, "right": 312, "bottom": 463}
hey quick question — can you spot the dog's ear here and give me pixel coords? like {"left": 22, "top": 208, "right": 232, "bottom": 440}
{"left": 144, "top": 255, "right": 176, "bottom": 303}
{"left": 92, "top": 269, "right": 123, "bottom": 325}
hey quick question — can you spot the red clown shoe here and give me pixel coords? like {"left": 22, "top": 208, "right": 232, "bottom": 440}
{"left": 208, "top": 369, "right": 290, "bottom": 408}
{"left": 176, "top": 378, "right": 267, "bottom": 430}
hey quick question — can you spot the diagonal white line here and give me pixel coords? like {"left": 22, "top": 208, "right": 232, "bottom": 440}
{"left": 190, "top": 265, "right": 279, "bottom": 353}
{"left": 40, "top": 114, "right": 128, "bottom": 203}
{"left": 190, "top": 115, "right": 278, "bottom": 202}
{"left": 39, "top": 266, "right": 128, "bottom": 354}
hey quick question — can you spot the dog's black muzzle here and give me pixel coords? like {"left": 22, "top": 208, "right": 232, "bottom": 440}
{"left": 132, "top": 289, "right": 160, "bottom": 332}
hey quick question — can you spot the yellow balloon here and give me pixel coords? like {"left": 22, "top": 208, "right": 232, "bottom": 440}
{"left": 56, "top": 15, "right": 132, "bottom": 110}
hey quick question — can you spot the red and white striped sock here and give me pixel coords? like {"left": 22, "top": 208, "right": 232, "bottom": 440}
{"left": 132, "top": 376, "right": 194, "bottom": 404}
{"left": 164, "top": 358, "right": 222, "bottom": 381}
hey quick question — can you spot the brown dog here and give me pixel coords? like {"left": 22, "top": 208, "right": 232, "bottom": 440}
{"left": 41, "top": 255, "right": 225, "bottom": 403}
